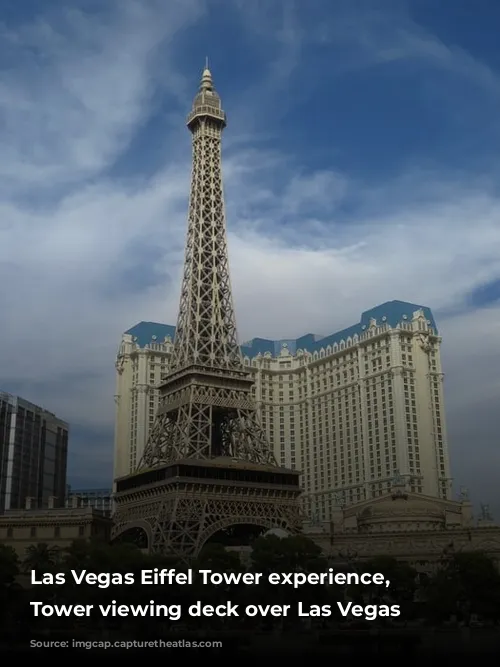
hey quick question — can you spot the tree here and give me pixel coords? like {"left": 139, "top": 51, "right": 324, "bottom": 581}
{"left": 62, "top": 539, "right": 93, "bottom": 568}
{"left": 425, "top": 551, "right": 500, "bottom": 623}
{"left": 248, "top": 535, "right": 329, "bottom": 629}
{"left": 0, "top": 544, "right": 19, "bottom": 588}
{"left": 23, "top": 543, "right": 61, "bottom": 574}
{"left": 363, "top": 556, "right": 417, "bottom": 605}
{"left": 251, "top": 534, "right": 326, "bottom": 574}
{"left": 0, "top": 544, "right": 23, "bottom": 640}
{"left": 196, "top": 542, "right": 242, "bottom": 570}
{"left": 183, "top": 544, "right": 242, "bottom": 630}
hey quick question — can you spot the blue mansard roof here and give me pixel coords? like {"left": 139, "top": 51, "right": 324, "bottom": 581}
{"left": 124, "top": 300, "right": 437, "bottom": 357}
{"left": 125, "top": 321, "right": 176, "bottom": 348}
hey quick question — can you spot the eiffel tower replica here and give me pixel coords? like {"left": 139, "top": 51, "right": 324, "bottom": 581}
{"left": 112, "top": 63, "right": 302, "bottom": 561}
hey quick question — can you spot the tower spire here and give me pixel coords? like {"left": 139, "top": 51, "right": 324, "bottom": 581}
{"left": 138, "top": 66, "right": 274, "bottom": 466}
{"left": 200, "top": 61, "right": 213, "bottom": 91}
{"left": 112, "top": 65, "right": 302, "bottom": 561}
{"left": 172, "top": 62, "right": 231, "bottom": 371}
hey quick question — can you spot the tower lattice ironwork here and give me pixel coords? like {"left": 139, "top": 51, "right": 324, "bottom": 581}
{"left": 112, "top": 64, "right": 302, "bottom": 560}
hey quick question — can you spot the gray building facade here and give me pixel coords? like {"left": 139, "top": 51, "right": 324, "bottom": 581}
{"left": 66, "top": 487, "right": 113, "bottom": 517}
{"left": 0, "top": 391, "right": 68, "bottom": 512}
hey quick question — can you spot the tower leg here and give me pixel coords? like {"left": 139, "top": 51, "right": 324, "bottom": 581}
{"left": 113, "top": 480, "right": 302, "bottom": 562}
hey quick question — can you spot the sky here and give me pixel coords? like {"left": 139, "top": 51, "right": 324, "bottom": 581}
{"left": 0, "top": 0, "right": 499, "bottom": 514}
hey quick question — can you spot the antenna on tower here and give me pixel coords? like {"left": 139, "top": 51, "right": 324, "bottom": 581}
{"left": 205, "top": 55, "right": 209, "bottom": 70}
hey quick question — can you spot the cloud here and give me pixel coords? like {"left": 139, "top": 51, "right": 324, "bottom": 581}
{"left": 0, "top": 0, "right": 203, "bottom": 193}
{"left": 0, "top": 1, "right": 499, "bottom": 517}
{"left": 441, "top": 305, "right": 500, "bottom": 496}
{"left": 311, "top": 0, "right": 500, "bottom": 90}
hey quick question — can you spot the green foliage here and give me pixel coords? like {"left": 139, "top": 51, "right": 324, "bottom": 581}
{"left": 0, "top": 543, "right": 22, "bottom": 635}
{"left": 424, "top": 551, "right": 500, "bottom": 622}
{"left": 23, "top": 543, "right": 62, "bottom": 574}
{"left": 248, "top": 535, "right": 329, "bottom": 620}
{"left": 363, "top": 556, "right": 417, "bottom": 603}
{"left": 196, "top": 542, "right": 243, "bottom": 572}
{"left": 5, "top": 534, "right": 500, "bottom": 641}
{"left": 251, "top": 534, "right": 326, "bottom": 574}
{"left": 0, "top": 543, "right": 19, "bottom": 587}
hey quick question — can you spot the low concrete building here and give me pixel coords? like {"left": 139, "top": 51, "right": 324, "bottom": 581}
{"left": 65, "top": 487, "right": 113, "bottom": 517}
{"left": 0, "top": 496, "right": 112, "bottom": 559}
{"left": 305, "top": 481, "right": 500, "bottom": 570}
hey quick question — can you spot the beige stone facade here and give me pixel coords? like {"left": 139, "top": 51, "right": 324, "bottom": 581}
{"left": 0, "top": 505, "right": 112, "bottom": 559}
{"left": 305, "top": 485, "right": 500, "bottom": 569}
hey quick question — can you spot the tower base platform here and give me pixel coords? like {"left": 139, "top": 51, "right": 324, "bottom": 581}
{"left": 112, "top": 457, "right": 302, "bottom": 561}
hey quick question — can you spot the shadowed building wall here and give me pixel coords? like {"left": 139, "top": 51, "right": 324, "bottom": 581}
{"left": 0, "top": 391, "right": 68, "bottom": 513}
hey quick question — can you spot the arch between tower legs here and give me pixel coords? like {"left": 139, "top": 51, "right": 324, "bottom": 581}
{"left": 111, "top": 519, "right": 153, "bottom": 551}
{"left": 112, "top": 487, "right": 302, "bottom": 561}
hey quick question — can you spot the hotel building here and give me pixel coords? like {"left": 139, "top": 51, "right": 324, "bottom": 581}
{"left": 113, "top": 300, "right": 452, "bottom": 520}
